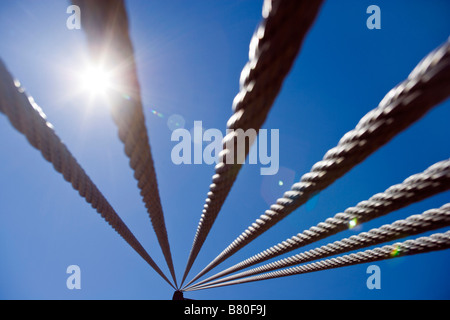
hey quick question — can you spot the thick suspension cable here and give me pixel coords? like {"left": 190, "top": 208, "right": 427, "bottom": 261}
{"left": 186, "top": 230, "right": 450, "bottom": 291}
{"left": 72, "top": 0, "right": 177, "bottom": 286}
{"left": 181, "top": 0, "right": 325, "bottom": 287}
{"left": 187, "top": 160, "right": 450, "bottom": 288}
{"left": 190, "top": 203, "right": 450, "bottom": 289}
{"left": 0, "top": 60, "right": 174, "bottom": 289}
{"left": 185, "top": 38, "right": 450, "bottom": 287}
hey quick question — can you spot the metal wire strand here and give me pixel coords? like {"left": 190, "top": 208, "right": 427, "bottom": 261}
{"left": 189, "top": 203, "right": 450, "bottom": 289}
{"left": 184, "top": 38, "right": 450, "bottom": 288}
{"left": 0, "top": 60, "right": 175, "bottom": 289}
{"left": 181, "top": 0, "right": 325, "bottom": 287}
{"left": 72, "top": 0, "right": 177, "bottom": 287}
{"left": 186, "top": 160, "right": 450, "bottom": 288}
{"left": 185, "top": 230, "right": 450, "bottom": 291}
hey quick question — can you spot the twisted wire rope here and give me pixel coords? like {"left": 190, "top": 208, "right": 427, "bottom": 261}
{"left": 184, "top": 38, "right": 450, "bottom": 288}
{"left": 0, "top": 60, "right": 175, "bottom": 289}
{"left": 0, "top": 0, "right": 448, "bottom": 298}
{"left": 186, "top": 160, "right": 450, "bottom": 288}
{"left": 186, "top": 230, "right": 450, "bottom": 291}
{"left": 181, "top": 0, "right": 325, "bottom": 287}
{"left": 72, "top": 0, "right": 177, "bottom": 286}
{"left": 190, "top": 203, "right": 450, "bottom": 289}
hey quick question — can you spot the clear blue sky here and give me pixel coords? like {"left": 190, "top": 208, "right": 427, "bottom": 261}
{"left": 0, "top": 0, "right": 449, "bottom": 300}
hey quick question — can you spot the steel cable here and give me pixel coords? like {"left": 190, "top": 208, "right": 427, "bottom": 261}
{"left": 0, "top": 60, "right": 175, "bottom": 289}
{"left": 186, "top": 160, "right": 450, "bottom": 288}
{"left": 71, "top": 0, "right": 177, "bottom": 287}
{"left": 184, "top": 38, "right": 450, "bottom": 287}
{"left": 181, "top": 0, "right": 325, "bottom": 287}
{"left": 185, "top": 230, "right": 450, "bottom": 291}
{"left": 189, "top": 203, "right": 450, "bottom": 289}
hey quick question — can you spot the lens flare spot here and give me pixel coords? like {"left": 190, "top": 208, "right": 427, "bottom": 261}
{"left": 348, "top": 218, "right": 358, "bottom": 229}
{"left": 261, "top": 167, "right": 296, "bottom": 206}
{"left": 390, "top": 245, "right": 401, "bottom": 257}
{"left": 151, "top": 109, "right": 164, "bottom": 118}
{"left": 167, "top": 114, "right": 185, "bottom": 131}
{"left": 305, "top": 192, "right": 320, "bottom": 212}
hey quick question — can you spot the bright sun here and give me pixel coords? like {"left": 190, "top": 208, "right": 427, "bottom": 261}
{"left": 79, "top": 65, "right": 113, "bottom": 96}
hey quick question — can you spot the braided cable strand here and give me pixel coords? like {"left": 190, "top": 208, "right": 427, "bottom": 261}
{"left": 186, "top": 160, "right": 450, "bottom": 288}
{"left": 181, "top": 0, "right": 325, "bottom": 287}
{"left": 72, "top": 0, "right": 177, "bottom": 286}
{"left": 190, "top": 203, "right": 450, "bottom": 289}
{"left": 185, "top": 38, "right": 450, "bottom": 287}
{"left": 186, "top": 230, "right": 450, "bottom": 291}
{"left": 0, "top": 60, "right": 174, "bottom": 289}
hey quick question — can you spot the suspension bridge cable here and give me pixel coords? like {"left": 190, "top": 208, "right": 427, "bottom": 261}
{"left": 185, "top": 230, "right": 450, "bottom": 291}
{"left": 186, "top": 160, "right": 450, "bottom": 288}
{"left": 72, "top": 0, "right": 177, "bottom": 286}
{"left": 0, "top": 60, "right": 175, "bottom": 289}
{"left": 189, "top": 203, "right": 450, "bottom": 289}
{"left": 184, "top": 38, "right": 450, "bottom": 287}
{"left": 181, "top": 0, "right": 325, "bottom": 287}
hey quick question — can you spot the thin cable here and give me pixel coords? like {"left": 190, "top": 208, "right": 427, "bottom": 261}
{"left": 181, "top": 0, "right": 325, "bottom": 287}
{"left": 190, "top": 203, "right": 450, "bottom": 289}
{"left": 72, "top": 0, "right": 177, "bottom": 287}
{"left": 186, "top": 230, "right": 450, "bottom": 291}
{"left": 184, "top": 38, "right": 450, "bottom": 287}
{"left": 186, "top": 160, "right": 450, "bottom": 288}
{"left": 0, "top": 60, "right": 174, "bottom": 289}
